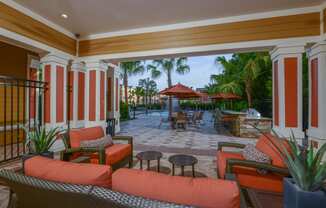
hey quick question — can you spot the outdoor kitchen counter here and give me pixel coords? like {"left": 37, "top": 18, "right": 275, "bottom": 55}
{"left": 221, "top": 110, "right": 272, "bottom": 138}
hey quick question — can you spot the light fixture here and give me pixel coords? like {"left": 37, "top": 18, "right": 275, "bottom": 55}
{"left": 61, "top": 13, "right": 68, "bottom": 19}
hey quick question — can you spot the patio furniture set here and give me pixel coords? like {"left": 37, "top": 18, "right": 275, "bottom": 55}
{"left": 170, "top": 111, "right": 204, "bottom": 129}
{"left": 0, "top": 125, "right": 289, "bottom": 207}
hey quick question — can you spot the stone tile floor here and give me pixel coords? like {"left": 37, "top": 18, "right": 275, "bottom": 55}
{"left": 119, "top": 111, "right": 256, "bottom": 178}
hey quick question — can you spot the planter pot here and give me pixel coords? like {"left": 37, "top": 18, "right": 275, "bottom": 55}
{"left": 284, "top": 177, "right": 326, "bottom": 208}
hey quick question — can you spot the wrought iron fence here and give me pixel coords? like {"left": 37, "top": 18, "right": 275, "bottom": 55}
{"left": 0, "top": 75, "right": 47, "bottom": 163}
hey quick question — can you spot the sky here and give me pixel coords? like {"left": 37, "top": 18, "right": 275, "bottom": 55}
{"left": 128, "top": 54, "right": 233, "bottom": 90}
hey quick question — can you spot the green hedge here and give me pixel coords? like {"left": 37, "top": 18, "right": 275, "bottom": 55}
{"left": 120, "top": 102, "right": 130, "bottom": 121}
{"left": 135, "top": 103, "right": 162, "bottom": 110}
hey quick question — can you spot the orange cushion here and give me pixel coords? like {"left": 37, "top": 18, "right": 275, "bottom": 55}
{"left": 255, "top": 134, "right": 288, "bottom": 168}
{"left": 217, "top": 150, "right": 284, "bottom": 193}
{"left": 69, "top": 126, "right": 105, "bottom": 148}
{"left": 24, "top": 156, "right": 112, "bottom": 188}
{"left": 217, "top": 151, "right": 243, "bottom": 179}
{"left": 236, "top": 170, "right": 284, "bottom": 193}
{"left": 112, "top": 168, "right": 240, "bottom": 208}
{"left": 90, "top": 144, "right": 132, "bottom": 165}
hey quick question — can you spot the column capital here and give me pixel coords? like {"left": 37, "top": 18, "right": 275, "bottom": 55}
{"left": 270, "top": 44, "right": 305, "bottom": 60}
{"left": 40, "top": 52, "right": 70, "bottom": 66}
{"left": 308, "top": 41, "right": 326, "bottom": 58}
{"left": 71, "top": 61, "right": 86, "bottom": 72}
{"left": 82, "top": 59, "right": 107, "bottom": 71}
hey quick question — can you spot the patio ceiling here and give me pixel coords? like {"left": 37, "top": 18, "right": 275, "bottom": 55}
{"left": 13, "top": 0, "right": 323, "bottom": 37}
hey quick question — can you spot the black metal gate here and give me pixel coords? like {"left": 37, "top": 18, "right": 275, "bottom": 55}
{"left": 0, "top": 75, "right": 47, "bottom": 163}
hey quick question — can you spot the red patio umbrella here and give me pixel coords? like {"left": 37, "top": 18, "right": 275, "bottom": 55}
{"left": 210, "top": 92, "right": 241, "bottom": 110}
{"left": 159, "top": 83, "right": 199, "bottom": 98}
{"left": 210, "top": 93, "right": 241, "bottom": 100}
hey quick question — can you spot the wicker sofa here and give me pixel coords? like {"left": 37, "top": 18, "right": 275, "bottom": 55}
{"left": 61, "top": 126, "right": 133, "bottom": 170}
{"left": 0, "top": 170, "right": 190, "bottom": 208}
{"left": 1, "top": 156, "right": 245, "bottom": 208}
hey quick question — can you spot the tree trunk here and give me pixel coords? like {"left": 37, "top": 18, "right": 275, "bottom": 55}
{"left": 145, "top": 88, "right": 148, "bottom": 114}
{"left": 245, "top": 81, "right": 252, "bottom": 108}
{"left": 123, "top": 72, "right": 129, "bottom": 106}
{"left": 136, "top": 96, "right": 139, "bottom": 105}
{"left": 167, "top": 69, "right": 173, "bottom": 118}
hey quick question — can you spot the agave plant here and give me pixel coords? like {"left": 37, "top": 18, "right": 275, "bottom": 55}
{"left": 24, "top": 126, "right": 63, "bottom": 154}
{"left": 269, "top": 131, "right": 326, "bottom": 192}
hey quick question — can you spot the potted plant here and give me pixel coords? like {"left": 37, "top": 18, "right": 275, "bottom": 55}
{"left": 23, "top": 125, "right": 63, "bottom": 159}
{"left": 270, "top": 132, "right": 326, "bottom": 208}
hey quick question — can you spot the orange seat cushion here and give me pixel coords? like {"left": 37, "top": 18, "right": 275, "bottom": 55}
{"left": 112, "top": 168, "right": 240, "bottom": 208}
{"left": 255, "top": 134, "right": 289, "bottom": 168}
{"left": 217, "top": 151, "right": 284, "bottom": 193}
{"left": 25, "top": 156, "right": 112, "bottom": 188}
{"left": 69, "top": 126, "right": 105, "bottom": 148}
{"left": 90, "top": 144, "right": 132, "bottom": 165}
{"left": 217, "top": 151, "right": 244, "bottom": 179}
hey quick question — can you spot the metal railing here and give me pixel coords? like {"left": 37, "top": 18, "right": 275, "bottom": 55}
{"left": 0, "top": 75, "right": 47, "bottom": 163}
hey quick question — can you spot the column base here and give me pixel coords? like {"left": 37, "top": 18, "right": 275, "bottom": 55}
{"left": 85, "top": 120, "right": 106, "bottom": 129}
{"left": 307, "top": 128, "right": 326, "bottom": 140}
{"left": 273, "top": 126, "right": 304, "bottom": 139}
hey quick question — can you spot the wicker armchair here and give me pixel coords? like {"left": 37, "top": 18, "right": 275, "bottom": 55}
{"left": 217, "top": 134, "right": 290, "bottom": 193}
{"left": 60, "top": 127, "right": 133, "bottom": 171}
{"left": 0, "top": 170, "right": 191, "bottom": 208}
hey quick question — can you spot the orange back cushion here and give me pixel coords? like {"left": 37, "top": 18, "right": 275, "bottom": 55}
{"left": 24, "top": 156, "right": 112, "bottom": 188}
{"left": 112, "top": 168, "right": 240, "bottom": 208}
{"left": 69, "top": 126, "right": 105, "bottom": 148}
{"left": 255, "top": 134, "right": 289, "bottom": 167}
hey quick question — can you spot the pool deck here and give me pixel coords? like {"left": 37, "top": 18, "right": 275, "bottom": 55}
{"left": 119, "top": 111, "right": 256, "bottom": 178}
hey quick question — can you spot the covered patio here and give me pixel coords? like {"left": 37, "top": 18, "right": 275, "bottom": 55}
{"left": 0, "top": 0, "right": 326, "bottom": 207}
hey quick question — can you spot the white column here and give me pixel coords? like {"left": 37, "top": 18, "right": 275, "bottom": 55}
{"left": 84, "top": 60, "right": 107, "bottom": 129}
{"left": 270, "top": 45, "right": 305, "bottom": 138}
{"left": 107, "top": 63, "right": 121, "bottom": 133}
{"left": 40, "top": 53, "right": 69, "bottom": 128}
{"left": 69, "top": 62, "right": 85, "bottom": 128}
{"left": 307, "top": 42, "right": 326, "bottom": 141}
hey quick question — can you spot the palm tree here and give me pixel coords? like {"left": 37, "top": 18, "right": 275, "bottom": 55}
{"left": 120, "top": 61, "right": 145, "bottom": 106}
{"left": 147, "top": 58, "right": 190, "bottom": 116}
{"left": 138, "top": 78, "right": 157, "bottom": 113}
{"left": 212, "top": 53, "right": 269, "bottom": 108}
{"left": 134, "top": 86, "right": 144, "bottom": 105}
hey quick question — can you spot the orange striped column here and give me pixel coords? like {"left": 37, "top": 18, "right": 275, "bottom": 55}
{"left": 84, "top": 60, "right": 107, "bottom": 128}
{"left": 107, "top": 63, "right": 121, "bottom": 133}
{"left": 41, "top": 54, "right": 69, "bottom": 127}
{"left": 270, "top": 45, "right": 305, "bottom": 138}
{"left": 69, "top": 62, "right": 86, "bottom": 128}
{"left": 307, "top": 42, "right": 326, "bottom": 140}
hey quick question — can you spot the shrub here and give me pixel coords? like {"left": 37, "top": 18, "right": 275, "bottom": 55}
{"left": 120, "top": 102, "right": 130, "bottom": 121}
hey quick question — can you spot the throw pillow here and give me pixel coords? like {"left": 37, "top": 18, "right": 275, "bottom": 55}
{"left": 80, "top": 135, "right": 113, "bottom": 149}
{"left": 242, "top": 144, "right": 271, "bottom": 175}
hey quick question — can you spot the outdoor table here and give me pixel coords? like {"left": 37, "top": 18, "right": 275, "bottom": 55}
{"left": 136, "top": 151, "right": 163, "bottom": 172}
{"left": 168, "top": 154, "right": 198, "bottom": 177}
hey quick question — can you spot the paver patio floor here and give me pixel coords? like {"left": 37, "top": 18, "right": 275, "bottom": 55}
{"left": 119, "top": 111, "right": 256, "bottom": 178}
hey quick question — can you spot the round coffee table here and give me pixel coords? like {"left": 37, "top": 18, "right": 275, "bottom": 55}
{"left": 136, "top": 151, "right": 163, "bottom": 172}
{"left": 168, "top": 154, "right": 198, "bottom": 177}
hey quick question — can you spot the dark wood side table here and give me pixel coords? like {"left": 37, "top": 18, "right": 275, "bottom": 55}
{"left": 136, "top": 151, "right": 163, "bottom": 172}
{"left": 168, "top": 154, "right": 198, "bottom": 177}
{"left": 246, "top": 188, "right": 283, "bottom": 208}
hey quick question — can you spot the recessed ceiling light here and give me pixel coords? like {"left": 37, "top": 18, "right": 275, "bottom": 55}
{"left": 61, "top": 14, "right": 68, "bottom": 19}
